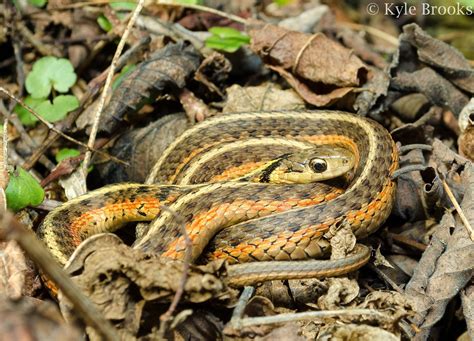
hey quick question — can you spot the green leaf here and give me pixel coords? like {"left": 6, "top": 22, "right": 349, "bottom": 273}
{"left": 97, "top": 14, "right": 113, "bottom": 32}
{"left": 273, "top": 0, "right": 293, "bottom": 6}
{"left": 36, "top": 95, "right": 79, "bottom": 123}
{"left": 110, "top": 1, "right": 137, "bottom": 11}
{"left": 14, "top": 96, "right": 44, "bottom": 126}
{"left": 112, "top": 64, "right": 137, "bottom": 90}
{"left": 55, "top": 148, "right": 81, "bottom": 163}
{"left": 205, "top": 27, "right": 250, "bottom": 53}
{"left": 25, "top": 57, "right": 77, "bottom": 98}
{"left": 27, "top": 0, "right": 47, "bottom": 7}
{"left": 208, "top": 27, "right": 248, "bottom": 39}
{"left": 6, "top": 167, "right": 45, "bottom": 211}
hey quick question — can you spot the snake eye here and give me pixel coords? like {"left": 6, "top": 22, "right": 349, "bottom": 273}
{"left": 309, "top": 158, "right": 327, "bottom": 173}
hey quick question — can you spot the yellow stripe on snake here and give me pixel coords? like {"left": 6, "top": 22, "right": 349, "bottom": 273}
{"left": 37, "top": 110, "right": 398, "bottom": 286}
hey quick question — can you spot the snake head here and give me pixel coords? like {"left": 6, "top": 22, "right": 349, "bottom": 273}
{"left": 267, "top": 146, "right": 355, "bottom": 184}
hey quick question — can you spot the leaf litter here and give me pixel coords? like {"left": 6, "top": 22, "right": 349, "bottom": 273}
{"left": 0, "top": 1, "right": 473, "bottom": 340}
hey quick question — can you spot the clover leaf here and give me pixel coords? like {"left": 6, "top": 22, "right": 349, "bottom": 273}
{"left": 205, "top": 27, "right": 250, "bottom": 53}
{"left": 25, "top": 57, "right": 77, "bottom": 98}
{"left": 15, "top": 95, "right": 79, "bottom": 125}
{"left": 6, "top": 167, "right": 45, "bottom": 211}
{"left": 35, "top": 95, "right": 79, "bottom": 123}
{"left": 14, "top": 96, "right": 44, "bottom": 126}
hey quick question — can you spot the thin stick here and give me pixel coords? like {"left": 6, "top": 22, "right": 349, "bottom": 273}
{"left": 0, "top": 211, "right": 120, "bottom": 341}
{"left": 228, "top": 286, "right": 255, "bottom": 327}
{"left": 391, "top": 164, "right": 428, "bottom": 180}
{"left": 442, "top": 179, "right": 474, "bottom": 241}
{"left": 231, "top": 308, "right": 389, "bottom": 328}
{"left": 0, "top": 121, "right": 8, "bottom": 211}
{"left": 82, "top": 0, "right": 145, "bottom": 174}
{"left": 0, "top": 87, "right": 127, "bottom": 166}
{"left": 159, "top": 205, "right": 192, "bottom": 334}
{"left": 343, "top": 22, "right": 399, "bottom": 47}
{"left": 156, "top": 0, "right": 247, "bottom": 24}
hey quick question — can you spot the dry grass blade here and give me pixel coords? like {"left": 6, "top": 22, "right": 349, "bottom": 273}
{"left": 82, "top": 0, "right": 145, "bottom": 174}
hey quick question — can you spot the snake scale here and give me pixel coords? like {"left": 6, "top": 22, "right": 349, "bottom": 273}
{"left": 37, "top": 110, "right": 398, "bottom": 286}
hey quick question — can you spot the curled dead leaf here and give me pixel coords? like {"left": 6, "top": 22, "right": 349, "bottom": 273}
{"left": 246, "top": 20, "right": 367, "bottom": 106}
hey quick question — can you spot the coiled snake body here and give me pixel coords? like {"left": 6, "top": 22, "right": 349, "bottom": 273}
{"left": 37, "top": 111, "right": 398, "bottom": 286}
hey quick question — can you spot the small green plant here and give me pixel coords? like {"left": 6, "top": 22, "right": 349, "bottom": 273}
{"left": 205, "top": 27, "right": 250, "bottom": 53}
{"left": 55, "top": 148, "right": 81, "bottom": 163}
{"left": 26, "top": 56, "right": 77, "bottom": 98}
{"left": 112, "top": 64, "right": 137, "bottom": 90}
{"left": 14, "top": 97, "right": 44, "bottom": 126}
{"left": 97, "top": 0, "right": 138, "bottom": 31}
{"left": 15, "top": 57, "right": 79, "bottom": 126}
{"left": 27, "top": 0, "right": 47, "bottom": 7}
{"left": 273, "top": 0, "right": 293, "bottom": 6}
{"left": 5, "top": 167, "right": 45, "bottom": 211}
{"left": 97, "top": 14, "right": 113, "bottom": 32}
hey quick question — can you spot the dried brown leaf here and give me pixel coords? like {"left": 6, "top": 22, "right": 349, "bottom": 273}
{"left": 195, "top": 51, "right": 232, "bottom": 97}
{"left": 318, "top": 323, "right": 399, "bottom": 341}
{"left": 458, "top": 99, "right": 474, "bottom": 161}
{"left": 223, "top": 83, "right": 305, "bottom": 113}
{"left": 0, "top": 241, "right": 28, "bottom": 298}
{"left": 98, "top": 113, "right": 189, "bottom": 183}
{"left": 247, "top": 20, "right": 367, "bottom": 106}
{"left": 391, "top": 67, "right": 469, "bottom": 115}
{"left": 354, "top": 66, "right": 390, "bottom": 116}
{"left": 269, "top": 65, "right": 354, "bottom": 106}
{"left": 0, "top": 295, "right": 81, "bottom": 340}
{"left": 317, "top": 278, "right": 360, "bottom": 310}
{"left": 402, "top": 24, "right": 474, "bottom": 94}
{"left": 100, "top": 42, "right": 201, "bottom": 134}
{"left": 61, "top": 234, "right": 237, "bottom": 338}
{"left": 248, "top": 21, "right": 365, "bottom": 86}
{"left": 405, "top": 164, "right": 474, "bottom": 339}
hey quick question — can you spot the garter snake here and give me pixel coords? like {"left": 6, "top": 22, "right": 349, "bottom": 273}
{"left": 37, "top": 110, "right": 398, "bottom": 286}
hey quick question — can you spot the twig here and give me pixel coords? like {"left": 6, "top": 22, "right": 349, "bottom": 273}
{"left": 158, "top": 205, "right": 193, "bottom": 336}
{"left": 0, "top": 120, "right": 8, "bottom": 211}
{"left": 228, "top": 286, "right": 255, "bottom": 327}
{"left": 82, "top": 0, "right": 145, "bottom": 174}
{"left": 388, "top": 232, "right": 427, "bottom": 252}
{"left": 391, "top": 164, "right": 428, "bottom": 180}
{"left": 0, "top": 210, "right": 120, "bottom": 341}
{"left": 442, "top": 179, "right": 474, "bottom": 241}
{"left": 229, "top": 308, "right": 389, "bottom": 328}
{"left": 156, "top": 0, "right": 247, "bottom": 24}
{"left": 9, "top": 6, "right": 25, "bottom": 102}
{"left": 0, "top": 87, "right": 127, "bottom": 166}
{"left": 399, "top": 144, "right": 433, "bottom": 154}
{"left": 343, "top": 22, "right": 399, "bottom": 47}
